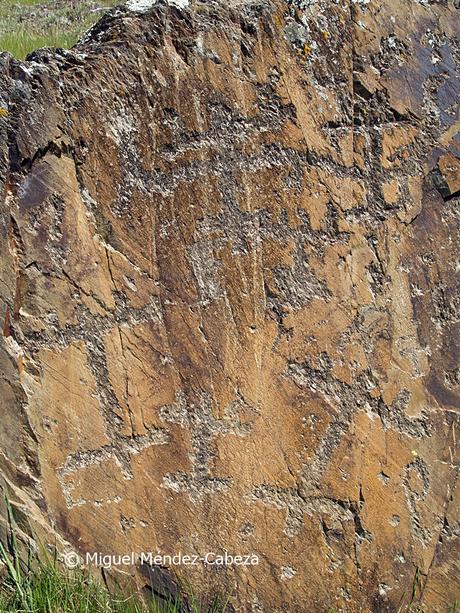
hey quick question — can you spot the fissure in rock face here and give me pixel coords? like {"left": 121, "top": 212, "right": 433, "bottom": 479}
{"left": 0, "top": 0, "right": 459, "bottom": 610}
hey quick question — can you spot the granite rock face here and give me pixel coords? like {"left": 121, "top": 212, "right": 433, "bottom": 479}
{"left": 0, "top": 0, "right": 459, "bottom": 610}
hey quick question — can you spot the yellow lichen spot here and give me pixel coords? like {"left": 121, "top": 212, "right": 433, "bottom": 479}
{"left": 274, "top": 14, "right": 283, "bottom": 28}
{"left": 303, "top": 43, "right": 312, "bottom": 56}
{"left": 0, "top": 108, "right": 8, "bottom": 117}
{"left": 411, "top": 450, "right": 418, "bottom": 457}
{"left": 322, "top": 30, "right": 330, "bottom": 40}
{"left": 340, "top": 15, "right": 345, "bottom": 24}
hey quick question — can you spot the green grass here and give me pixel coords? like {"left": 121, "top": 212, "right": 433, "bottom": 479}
{"left": 0, "top": 31, "right": 78, "bottom": 59}
{"left": 0, "top": 541, "right": 229, "bottom": 613}
{"left": 394, "top": 566, "right": 459, "bottom": 613}
{"left": 0, "top": 0, "right": 119, "bottom": 59}
{"left": 0, "top": 495, "right": 228, "bottom": 613}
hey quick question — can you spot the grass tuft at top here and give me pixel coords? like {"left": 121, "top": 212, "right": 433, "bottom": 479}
{"left": 0, "top": 0, "right": 119, "bottom": 59}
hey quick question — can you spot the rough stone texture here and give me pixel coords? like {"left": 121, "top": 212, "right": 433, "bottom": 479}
{"left": 0, "top": 0, "right": 459, "bottom": 610}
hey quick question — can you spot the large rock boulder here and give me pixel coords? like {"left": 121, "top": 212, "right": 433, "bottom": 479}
{"left": 0, "top": 0, "right": 459, "bottom": 610}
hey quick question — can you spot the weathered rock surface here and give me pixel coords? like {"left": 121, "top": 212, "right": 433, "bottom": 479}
{"left": 0, "top": 0, "right": 459, "bottom": 610}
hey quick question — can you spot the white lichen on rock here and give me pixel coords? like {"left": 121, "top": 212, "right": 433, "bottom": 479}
{"left": 126, "top": 0, "right": 189, "bottom": 12}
